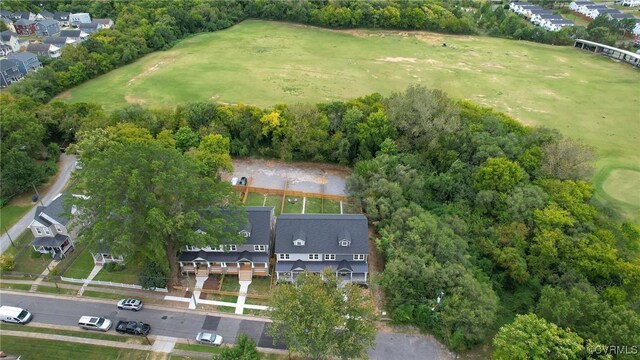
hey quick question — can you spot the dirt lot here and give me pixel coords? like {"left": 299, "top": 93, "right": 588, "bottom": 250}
{"left": 228, "top": 158, "right": 350, "bottom": 196}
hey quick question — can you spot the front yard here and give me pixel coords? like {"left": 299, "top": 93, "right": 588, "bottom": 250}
{"left": 93, "top": 262, "right": 143, "bottom": 284}
{"left": 4, "top": 230, "right": 50, "bottom": 276}
{"left": 58, "top": 247, "right": 95, "bottom": 279}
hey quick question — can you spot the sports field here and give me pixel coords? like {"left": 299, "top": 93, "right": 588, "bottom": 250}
{"left": 57, "top": 20, "right": 640, "bottom": 220}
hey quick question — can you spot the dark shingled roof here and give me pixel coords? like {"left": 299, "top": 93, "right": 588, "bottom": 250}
{"left": 26, "top": 43, "right": 58, "bottom": 53}
{"left": 93, "top": 18, "right": 113, "bottom": 25}
{"left": 60, "top": 29, "right": 82, "bottom": 37}
{"left": 275, "top": 214, "right": 368, "bottom": 254}
{"left": 53, "top": 12, "right": 70, "bottom": 21}
{"left": 78, "top": 21, "right": 99, "bottom": 29}
{"left": 31, "top": 234, "right": 69, "bottom": 247}
{"left": 233, "top": 207, "right": 272, "bottom": 245}
{"left": 0, "top": 30, "right": 17, "bottom": 41}
{"left": 0, "top": 59, "right": 21, "bottom": 77}
{"left": 7, "top": 51, "right": 38, "bottom": 62}
{"left": 33, "top": 193, "right": 70, "bottom": 226}
{"left": 43, "top": 36, "right": 69, "bottom": 44}
{"left": 36, "top": 19, "right": 58, "bottom": 27}
{"left": 14, "top": 19, "right": 35, "bottom": 26}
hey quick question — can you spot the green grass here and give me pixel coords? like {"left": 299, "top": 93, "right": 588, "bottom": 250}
{"left": 37, "top": 285, "right": 77, "bottom": 295}
{"left": 323, "top": 199, "right": 342, "bottom": 214}
{"left": 0, "top": 335, "right": 151, "bottom": 359}
{"left": 10, "top": 232, "right": 50, "bottom": 275}
{"left": 221, "top": 275, "right": 241, "bottom": 292}
{"left": 304, "top": 197, "right": 322, "bottom": 214}
{"left": 81, "top": 290, "right": 132, "bottom": 300}
{"left": 93, "top": 262, "right": 142, "bottom": 284}
{"left": 0, "top": 323, "right": 146, "bottom": 344}
{"left": 0, "top": 282, "right": 32, "bottom": 291}
{"left": 174, "top": 343, "right": 224, "bottom": 354}
{"left": 58, "top": 20, "right": 640, "bottom": 219}
{"left": 0, "top": 204, "right": 31, "bottom": 230}
{"left": 247, "top": 277, "right": 272, "bottom": 295}
{"left": 263, "top": 194, "right": 283, "bottom": 216}
{"left": 283, "top": 197, "right": 303, "bottom": 213}
{"left": 59, "top": 248, "right": 95, "bottom": 279}
{"left": 245, "top": 192, "right": 266, "bottom": 206}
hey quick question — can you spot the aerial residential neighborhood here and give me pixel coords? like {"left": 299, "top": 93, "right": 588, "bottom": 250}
{"left": 1, "top": 1, "right": 639, "bottom": 360}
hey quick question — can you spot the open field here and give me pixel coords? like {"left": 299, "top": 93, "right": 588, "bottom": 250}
{"left": 57, "top": 20, "right": 640, "bottom": 219}
{"left": 0, "top": 204, "right": 30, "bottom": 230}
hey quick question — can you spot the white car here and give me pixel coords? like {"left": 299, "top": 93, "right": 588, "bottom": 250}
{"left": 231, "top": 177, "right": 239, "bottom": 185}
{"left": 196, "top": 332, "right": 223, "bottom": 346}
{"left": 117, "top": 298, "right": 143, "bottom": 311}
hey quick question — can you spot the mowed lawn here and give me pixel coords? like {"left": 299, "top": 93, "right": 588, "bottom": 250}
{"left": 57, "top": 20, "right": 640, "bottom": 219}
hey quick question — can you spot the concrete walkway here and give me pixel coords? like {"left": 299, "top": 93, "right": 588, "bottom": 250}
{"left": 30, "top": 259, "right": 60, "bottom": 293}
{"left": 151, "top": 336, "right": 178, "bottom": 353}
{"left": 235, "top": 280, "right": 251, "bottom": 314}
{"left": 77, "top": 264, "right": 103, "bottom": 296}
{"left": 189, "top": 276, "right": 207, "bottom": 310}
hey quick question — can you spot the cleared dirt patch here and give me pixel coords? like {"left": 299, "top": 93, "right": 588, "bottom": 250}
{"left": 377, "top": 57, "right": 418, "bottom": 63}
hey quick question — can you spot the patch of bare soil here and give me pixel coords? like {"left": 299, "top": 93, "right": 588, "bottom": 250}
{"left": 55, "top": 90, "right": 71, "bottom": 99}
{"left": 124, "top": 95, "right": 146, "bottom": 104}
{"left": 415, "top": 33, "right": 445, "bottom": 44}
{"left": 127, "top": 57, "right": 175, "bottom": 87}
{"left": 545, "top": 72, "right": 570, "bottom": 79}
{"left": 377, "top": 57, "right": 418, "bottom": 63}
{"left": 481, "top": 62, "right": 504, "bottom": 69}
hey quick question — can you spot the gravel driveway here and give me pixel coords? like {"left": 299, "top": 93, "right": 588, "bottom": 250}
{"left": 230, "top": 158, "right": 350, "bottom": 196}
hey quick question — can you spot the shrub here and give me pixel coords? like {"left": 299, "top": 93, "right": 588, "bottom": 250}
{"left": 0, "top": 254, "right": 15, "bottom": 271}
{"left": 139, "top": 262, "right": 167, "bottom": 289}
{"left": 103, "top": 262, "right": 126, "bottom": 272}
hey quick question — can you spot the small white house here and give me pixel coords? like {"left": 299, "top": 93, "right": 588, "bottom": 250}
{"left": 544, "top": 19, "right": 575, "bottom": 31}
{"left": 589, "top": 8, "right": 621, "bottom": 19}
{"left": 569, "top": 1, "right": 594, "bottom": 12}
{"left": 70, "top": 13, "right": 91, "bottom": 26}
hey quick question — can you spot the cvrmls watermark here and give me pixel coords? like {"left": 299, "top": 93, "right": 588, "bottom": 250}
{"left": 587, "top": 345, "right": 638, "bottom": 355}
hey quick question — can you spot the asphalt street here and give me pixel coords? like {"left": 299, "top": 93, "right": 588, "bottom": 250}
{"left": 0, "top": 291, "right": 453, "bottom": 359}
{"left": 0, "top": 154, "right": 77, "bottom": 254}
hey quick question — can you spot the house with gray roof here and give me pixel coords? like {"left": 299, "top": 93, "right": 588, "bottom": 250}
{"left": 0, "top": 58, "right": 23, "bottom": 87}
{"left": 43, "top": 36, "right": 75, "bottom": 48}
{"left": 35, "top": 19, "right": 60, "bottom": 36}
{"left": 53, "top": 12, "right": 70, "bottom": 27}
{"left": 28, "top": 193, "right": 77, "bottom": 259}
{"left": 0, "top": 44, "right": 13, "bottom": 57}
{"left": 11, "top": 12, "right": 36, "bottom": 21}
{"left": 274, "top": 214, "right": 369, "bottom": 284}
{"left": 7, "top": 51, "right": 41, "bottom": 75}
{"left": 78, "top": 21, "right": 99, "bottom": 34}
{"left": 93, "top": 18, "right": 114, "bottom": 29}
{"left": 1, "top": 17, "right": 15, "bottom": 33}
{"left": 178, "top": 207, "right": 275, "bottom": 278}
{"left": 26, "top": 43, "right": 61, "bottom": 58}
{"left": 36, "top": 11, "right": 54, "bottom": 21}
{"left": 0, "top": 31, "right": 20, "bottom": 52}
{"left": 59, "top": 29, "right": 88, "bottom": 42}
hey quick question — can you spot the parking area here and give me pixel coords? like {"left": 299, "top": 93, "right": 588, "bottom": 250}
{"left": 229, "top": 158, "right": 350, "bottom": 196}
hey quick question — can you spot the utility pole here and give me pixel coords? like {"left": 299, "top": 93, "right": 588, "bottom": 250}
{"left": 32, "top": 183, "right": 45, "bottom": 207}
{"left": 4, "top": 227, "right": 15, "bottom": 247}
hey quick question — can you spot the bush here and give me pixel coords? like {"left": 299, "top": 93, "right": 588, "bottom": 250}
{"left": 103, "top": 262, "right": 125, "bottom": 272}
{"left": 139, "top": 262, "right": 167, "bottom": 289}
{"left": 47, "top": 142, "right": 60, "bottom": 161}
{"left": 0, "top": 254, "right": 15, "bottom": 271}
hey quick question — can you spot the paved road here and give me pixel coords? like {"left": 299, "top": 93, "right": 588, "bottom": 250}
{"left": 0, "top": 291, "right": 453, "bottom": 359}
{"left": 0, "top": 154, "right": 77, "bottom": 254}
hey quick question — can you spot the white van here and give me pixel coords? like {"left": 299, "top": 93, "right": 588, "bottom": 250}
{"left": 78, "top": 316, "right": 112, "bottom": 331}
{"left": 0, "top": 306, "right": 33, "bottom": 324}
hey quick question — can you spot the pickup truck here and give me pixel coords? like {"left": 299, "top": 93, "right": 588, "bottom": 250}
{"left": 115, "top": 320, "right": 151, "bottom": 335}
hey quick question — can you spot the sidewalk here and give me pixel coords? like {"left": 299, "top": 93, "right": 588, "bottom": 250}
{"left": 77, "top": 264, "right": 103, "bottom": 296}
{"left": 29, "top": 259, "right": 61, "bottom": 293}
{"left": 1, "top": 330, "right": 153, "bottom": 351}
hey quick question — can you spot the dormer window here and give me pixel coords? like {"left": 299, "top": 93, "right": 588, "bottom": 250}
{"left": 35, "top": 227, "right": 42, "bottom": 235}
{"left": 293, "top": 229, "right": 306, "bottom": 246}
{"left": 340, "top": 240, "right": 350, "bottom": 247}
{"left": 338, "top": 230, "right": 351, "bottom": 247}
{"left": 293, "top": 239, "right": 305, "bottom": 246}
{"left": 239, "top": 230, "right": 250, "bottom": 238}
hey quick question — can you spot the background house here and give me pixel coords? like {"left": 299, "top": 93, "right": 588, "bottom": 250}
{"left": 78, "top": 21, "right": 99, "bottom": 35}
{"left": 59, "top": 29, "right": 88, "bottom": 42}
{"left": 14, "top": 19, "right": 36, "bottom": 35}
{"left": 274, "top": 214, "right": 369, "bottom": 285}
{"left": 11, "top": 12, "right": 36, "bottom": 21}
{"left": 93, "top": 18, "right": 114, "bottom": 29}
{"left": 0, "top": 44, "right": 13, "bottom": 56}
{"left": 26, "top": 43, "right": 61, "bottom": 58}
{"left": 53, "top": 12, "right": 70, "bottom": 27}
{"left": 28, "top": 193, "right": 76, "bottom": 259}
{"left": 43, "top": 36, "right": 75, "bottom": 48}
{"left": 35, "top": 19, "right": 60, "bottom": 36}
{"left": 0, "top": 31, "right": 20, "bottom": 52}
{"left": 7, "top": 51, "right": 41, "bottom": 75}
{"left": 0, "top": 58, "right": 23, "bottom": 87}
{"left": 1, "top": 17, "right": 15, "bottom": 32}
{"left": 70, "top": 13, "right": 91, "bottom": 26}
{"left": 178, "top": 207, "right": 275, "bottom": 278}
{"left": 36, "top": 11, "right": 54, "bottom": 20}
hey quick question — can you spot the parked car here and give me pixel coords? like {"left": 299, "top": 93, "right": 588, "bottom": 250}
{"left": 117, "top": 299, "right": 143, "bottom": 311}
{"left": 239, "top": 176, "right": 248, "bottom": 186}
{"left": 196, "top": 331, "right": 223, "bottom": 346}
{"left": 231, "top": 177, "right": 238, "bottom": 185}
{"left": 0, "top": 306, "right": 32, "bottom": 324}
{"left": 115, "top": 320, "right": 151, "bottom": 335}
{"left": 78, "top": 316, "right": 112, "bottom": 331}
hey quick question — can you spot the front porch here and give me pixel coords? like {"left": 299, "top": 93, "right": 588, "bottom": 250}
{"left": 180, "top": 261, "right": 269, "bottom": 277}
{"left": 31, "top": 235, "right": 74, "bottom": 259}
{"left": 91, "top": 252, "right": 124, "bottom": 265}
{"left": 276, "top": 270, "right": 368, "bottom": 284}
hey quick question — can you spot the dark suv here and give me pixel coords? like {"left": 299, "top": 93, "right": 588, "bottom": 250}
{"left": 115, "top": 320, "right": 151, "bottom": 335}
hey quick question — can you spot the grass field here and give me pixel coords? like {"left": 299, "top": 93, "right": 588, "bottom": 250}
{"left": 263, "top": 194, "right": 283, "bottom": 216}
{"left": 57, "top": 20, "right": 640, "bottom": 220}
{"left": 93, "top": 262, "right": 142, "bottom": 284}
{"left": 245, "top": 192, "right": 266, "bottom": 206}
{"left": 0, "top": 204, "right": 30, "bottom": 230}
{"left": 0, "top": 335, "right": 152, "bottom": 359}
{"left": 60, "top": 248, "right": 95, "bottom": 279}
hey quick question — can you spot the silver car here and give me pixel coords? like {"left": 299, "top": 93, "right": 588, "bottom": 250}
{"left": 117, "top": 298, "right": 143, "bottom": 311}
{"left": 196, "top": 332, "right": 223, "bottom": 346}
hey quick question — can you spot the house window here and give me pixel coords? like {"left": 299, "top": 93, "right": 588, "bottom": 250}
{"left": 324, "top": 254, "right": 336, "bottom": 261}
{"left": 35, "top": 228, "right": 42, "bottom": 235}
{"left": 55, "top": 225, "right": 62, "bottom": 233}
{"left": 212, "top": 245, "right": 223, "bottom": 252}
{"left": 239, "top": 230, "right": 250, "bottom": 237}
{"left": 278, "top": 254, "right": 290, "bottom": 260}
{"left": 43, "top": 228, "right": 51, "bottom": 235}
{"left": 308, "top": 254, "right": 320, "bottom": 260}
{"left": 185, "top": 245, "right": 199, "bottom": 251}
{"left": 228, "top": 245, "right": 237, "bottom": 252}
{"left": 254, "top": 245, "right": 266, "bottom": 252}
{"left": 293, "top": 239, "right": 305, "bottom": 246}
{"left": 353, "top": 254, "right": 366, "bottom": 261}
{"left": 340, "top": 240, "right": 350, "bottom": 247}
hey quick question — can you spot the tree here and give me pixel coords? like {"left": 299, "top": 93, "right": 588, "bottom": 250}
{"left": 72, "top": 136, "right": 242, "bottom": 283}
{"left": 186, "top": 134, "right": 233, "bottom": 177}
{"left": 0, "top": 254, "right": 15, "bottom": 271}
{"left": 474, "top": 157, "right": 526, "bottom": 193}
{"left": 493, "top": 314, "right": 584, "bottom": 360}
{"left": 215, "top": 333, "right": 260, "bottom": 360}
{"left": 174, "top": 126, "right": 200, "bottom": 152}
{"left": 540, "top": 139, "right": 594, "bottom": 180}
{"left": 268, "top": 271, "right": 377, "bottom": 360}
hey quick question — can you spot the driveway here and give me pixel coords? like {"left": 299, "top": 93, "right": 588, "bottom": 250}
{"left": 0, "top": 153, "right": 77, "bottom": 254}
{"left": 230, "top": 158, "right": 350, "bottom": 196}
{"left": 369, "top": 331, "right": 455, "bottom": 360}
